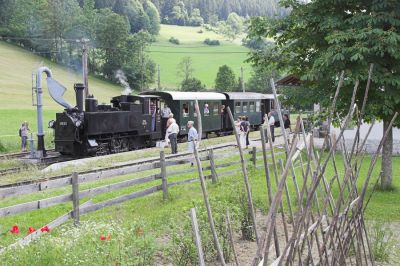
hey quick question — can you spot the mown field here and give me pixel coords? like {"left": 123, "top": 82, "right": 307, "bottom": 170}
{"left": 148, "top": 25, "right": 251, "bottom": 88}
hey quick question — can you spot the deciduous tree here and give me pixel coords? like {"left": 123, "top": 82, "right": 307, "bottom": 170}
{"left": 248, "top": 0, "right": 400, "bottom": 189}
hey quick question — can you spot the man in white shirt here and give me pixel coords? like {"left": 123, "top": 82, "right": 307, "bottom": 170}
{"left": 268, "top": 112, "right": 275, "bottom": 142}
{"left": 166, "top": 120, "right": 179, "bottom": 154}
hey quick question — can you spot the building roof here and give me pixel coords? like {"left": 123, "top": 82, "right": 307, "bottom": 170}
{"left": 223, "top": 92, "right": 274, "bottom": 100}
{"left": 276, "top": 74, "right": 302, "bottom": 86}
{"left": 141, "top": 91, "right": 226, "bottom": 100}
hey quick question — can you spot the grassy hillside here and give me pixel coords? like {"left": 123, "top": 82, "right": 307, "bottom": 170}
{"left": 148, "top": 25, "right": 251, "bottom": 88}
{"left": 0, "top": 41, "right": 122, "bottom": 152}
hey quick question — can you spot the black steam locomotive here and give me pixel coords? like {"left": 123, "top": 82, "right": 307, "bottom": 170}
{"left": 51, "top": 84, "right": 276, "bottom": 157}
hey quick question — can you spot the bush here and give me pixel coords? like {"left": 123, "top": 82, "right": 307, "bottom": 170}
{"left": 169, "top": 37, "right": 180, "bottom": 45}
{"left": 203, "top": 38, "right": 220, "bottom": 46}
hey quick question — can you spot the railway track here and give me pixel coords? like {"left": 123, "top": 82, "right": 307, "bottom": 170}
{"left": 0, "top": 149, "right": 56, "bottom": 160}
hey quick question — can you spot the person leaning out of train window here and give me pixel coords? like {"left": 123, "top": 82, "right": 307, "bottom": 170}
{"left": 187, "top": 121, "right": 198, "bottom": 167}
{"left": 20, "top": 121, "right": 30, "bottom": 152}
{"left": 220, "top": 105, "right": 226, "bottom": 132}
{"left": 150, "top": 100, "right": 157, "bottom": 131}
{"left": 204, "top": 104, "right": 209, "bottom": 115}
{"left": 166, "top": 120, "right": 179, "bottom": 154}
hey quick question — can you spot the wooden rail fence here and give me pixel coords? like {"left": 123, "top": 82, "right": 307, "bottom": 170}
{"left": 0, "top": 146, "right": 273, "bottom": 219}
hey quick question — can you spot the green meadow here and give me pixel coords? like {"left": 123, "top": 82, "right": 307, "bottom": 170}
{"left": 148, "top": 24, "right": 251, "bottom": 88}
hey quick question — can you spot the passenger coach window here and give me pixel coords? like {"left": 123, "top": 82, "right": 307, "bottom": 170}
{"left": 243, "top": 102, "right": 248, "bottom": 113}
{"left": 235, "top": 102, "right": 241, "bottom": 113}
{"left": 183, "top": 103, "right": 189, "bottom": 117}
{"left": 249, "top": 102, "right": 255, "bottom": 112}
{"left": 213, "top": 103, "right": 219, "bottom": 115}
{"left": 256, "top": 101, "right": 261, "bottom": 112}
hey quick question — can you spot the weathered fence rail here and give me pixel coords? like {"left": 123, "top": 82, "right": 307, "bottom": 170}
{"left": 0, "top": 146, "right": 260, "bottom": 218}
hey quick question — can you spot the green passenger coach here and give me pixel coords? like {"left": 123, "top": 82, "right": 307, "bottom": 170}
{"left": 222, "top": 92, "right": 275, "bottom": 127}
{"left": 141, "top": 91, "right": 226, "bottom": 136}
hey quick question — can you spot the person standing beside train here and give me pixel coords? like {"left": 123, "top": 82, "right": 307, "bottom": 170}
{"left": 239, "top": 117, "right": 248, "bottom": 149}
{"left": 268, "top": 112, "right": 276, "bottom": 142}
{"left": 187, "top": 121, "right": 198, "bottom": 167}
{"left": 166, "top": 120, "right": 179, "bottom": 154}
{"left": 19, "top": 121, "right": 30, "bottom": 152}
{"left": 161, "top": 103, "right": 171, "bottom": 136}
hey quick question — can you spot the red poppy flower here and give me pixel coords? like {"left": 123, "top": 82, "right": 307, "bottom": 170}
{"left": 40, "top": 226, "right": 50, "bottom": 232}
{"left": 10, "top": 225, "right": 20, "bottom": 234}
{"left": 100, "top": 235, "right": 111, "bottom": 241}
{"left": 28, "top": 227, "right": 35, "bottom": 234}
{"left": 115, "top": 263, "right": 120, "bottom": 266}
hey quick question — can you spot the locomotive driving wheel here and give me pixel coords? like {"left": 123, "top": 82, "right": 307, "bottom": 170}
{"left": 110, "top": 138, "right": 122, "bottom": 153}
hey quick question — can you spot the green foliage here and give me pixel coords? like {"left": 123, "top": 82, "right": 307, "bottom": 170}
{"left": 155, "top": 0, "right": 288, "bottom": 25}
{"left": 203, "top": 38, "right": 220, "bottom": 46}
{"left": 248, "top": 1, "right": 400, "bottom": 126}
{"left": 368, "top": 221, "right": 395, "bottom": 262}
{"left": 246, "top": 64, "right": 280, "bottom": 93}
{"left": 215, "top": 65, "right": 237, "bottom": 92}
{"left": 0, "top": 0, "right": 159, "bottom": 88}
{"left": 169, "top": 36, "right": 180, "bottom": 44}
{"left": 188, "top": 8, "right": 204, "bottom": 26}
{"left": 177, "top": 56, "right": 194, "bottom": 81}
{"left": 180, "top": 77, "right": 206, "bottom": 91}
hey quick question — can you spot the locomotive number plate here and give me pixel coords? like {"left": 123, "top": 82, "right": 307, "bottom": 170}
{"left": 60, "top": 122, "right": 68, "bottom": 126}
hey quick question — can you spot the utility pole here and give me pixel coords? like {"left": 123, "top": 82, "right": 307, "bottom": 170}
{"left": 140, "top": 44, "right": 144, "bottom": 92}
{"left": 157, "top": 64, "right": 161, "bottom": 90}
{"left": 241, "top": 66, "right": 245, "bottom": 93}
{"left": 80, "top": 38, "right": 90, "bottom": 97}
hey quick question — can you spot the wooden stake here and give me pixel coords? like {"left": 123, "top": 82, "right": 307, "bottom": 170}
{"left": 160, "top": 151, "right": 168, "bottom": 200}
{"left": 71, "top": 172, "right": 80, "bottom": 225}
{"left": 190, "top": 208, "right": 205, "bottom": 266}
{"left": 226, "top": 209, "right": 240, "bottom": 266}
{"left": 227, "top": 106, "right": 260, "bottom": 246}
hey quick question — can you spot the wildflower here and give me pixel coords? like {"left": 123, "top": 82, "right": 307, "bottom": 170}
{"left": 28, "top": 227, "right": 35, "bottom": 234}
{"left": 115, "top": 263, "right": 120, "bottom": 266}
{"left": 100, "top": 235, "right": 111, "bottom": 241}
{"left": 10, "top": 225, "right": 20, "bottom": 234}
{"left": 41, "top": 226, "right": 50, "bottom": 232}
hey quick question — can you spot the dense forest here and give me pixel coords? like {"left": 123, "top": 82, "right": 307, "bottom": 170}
{"left": 0, "top": 0, "right": 285, "bottom": 89}
{"left": 150, "top": 0, "right": 288, "bottom": 25}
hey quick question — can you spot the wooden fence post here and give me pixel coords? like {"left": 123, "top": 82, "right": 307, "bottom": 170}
{"left": 71, "top": 172, "right": 80, "bottom": 225}
{"left": 252, "top": 146, "right": 257, "bottom": 167}
{"left": 160, "top": 151, "right": 168, "bottom": 200}
{"left": 209, "top": 149, "right": 218, "bottom": 183}
{"left": 190, "top": 208, "right": 205, "bottom": 266}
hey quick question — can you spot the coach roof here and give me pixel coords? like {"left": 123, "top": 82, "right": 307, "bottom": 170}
{"left": 223, "top": 92, "right": 274, "bottom": 100}
{"left": 141, "top": 91, "right": 226, "bottom": 100}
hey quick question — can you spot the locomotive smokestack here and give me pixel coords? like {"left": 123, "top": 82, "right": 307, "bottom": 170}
{"left": 74, "top": 83, "right": 85, "bottom": 112}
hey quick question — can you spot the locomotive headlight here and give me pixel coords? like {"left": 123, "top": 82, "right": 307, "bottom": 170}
{"left": 48, "top": 120, "right": 55, "bottom": 129}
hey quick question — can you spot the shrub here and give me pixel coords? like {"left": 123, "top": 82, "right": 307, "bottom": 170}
{"left": 203, "top": 38, "right": 220, "bottom": 46}
{"left": 169, "top": 37, "right": 180, "bottom": 45}
{"left": 197, "top": 29, "right": 203, "bottom": 34}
